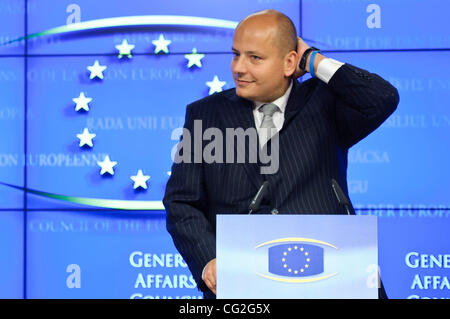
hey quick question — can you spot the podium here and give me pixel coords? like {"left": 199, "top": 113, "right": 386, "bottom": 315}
{"left": 216, "top": 215, "right": 379, "bottom": 299}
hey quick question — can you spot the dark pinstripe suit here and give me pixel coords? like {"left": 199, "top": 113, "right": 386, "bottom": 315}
{"left": 163, "top": 63, "right": 399, "bottom": 294}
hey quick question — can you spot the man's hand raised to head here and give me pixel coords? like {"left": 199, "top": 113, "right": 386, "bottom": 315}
{"left": 293, "top": 37, "right": 309, "bottom": 78}
{"left": 293, "top": 37, "right": 325, "bottom": 79}
{"left": 202, "top": 258, "right": 216, "bottom": 295}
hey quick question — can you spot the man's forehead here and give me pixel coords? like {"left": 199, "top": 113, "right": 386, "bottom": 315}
{"left": 233, "top": 25, "right": 278, "bottom": 52}
{"left": 233, "top": 22, "right": 278, "bottom": 46}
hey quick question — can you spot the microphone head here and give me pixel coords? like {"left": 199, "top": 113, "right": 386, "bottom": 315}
{"left": 248, "top": 181, "right": 270, "bottom": 213}
{"left": 331, "top": 178, "right": 350, "bottom": 206}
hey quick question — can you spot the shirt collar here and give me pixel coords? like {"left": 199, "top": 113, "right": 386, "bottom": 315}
{"left": 254, "top": 80, "right": 293, "bottom": 113}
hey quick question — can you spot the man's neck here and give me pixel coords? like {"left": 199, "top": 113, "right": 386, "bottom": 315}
{"left": 254, "top": 80, "right": 293, "bottom": 112}
{"left": 260, "top": 79, "right": 292, "bottom": 103}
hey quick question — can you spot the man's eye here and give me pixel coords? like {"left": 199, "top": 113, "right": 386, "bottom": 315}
{"left": 232, "top": 52, "right": 240, "bottom": 57}
{"left": 251, "top": 55, "right": 261, "bottom": 60}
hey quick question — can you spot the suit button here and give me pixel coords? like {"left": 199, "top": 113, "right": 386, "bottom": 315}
{"left": 271, "top": 208, "right": 279, "bottom": 215}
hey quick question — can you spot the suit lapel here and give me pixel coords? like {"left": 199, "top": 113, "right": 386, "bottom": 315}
{"left": 282, "top": 79, "right": 313, "bottom": 130}
{"left": 219, "top": 91, "right": 264, "bottom": 190}
{"left": 217, "top": 80, "right": 314, "bottom": 191}
{"left": 262, "top": 79, "right": 315, "bottom": 198}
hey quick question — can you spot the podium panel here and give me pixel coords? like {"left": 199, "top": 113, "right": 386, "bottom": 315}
{"left": 217, "top": 215, "right": 378, "bottom": 299}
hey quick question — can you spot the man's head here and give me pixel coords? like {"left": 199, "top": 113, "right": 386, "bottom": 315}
{"left": 231, "top": 10, "right": 299, "bottom": 102}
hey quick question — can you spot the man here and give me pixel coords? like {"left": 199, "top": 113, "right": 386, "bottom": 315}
{"left": 163, "top": 10, "right": 398, "bottom": 298}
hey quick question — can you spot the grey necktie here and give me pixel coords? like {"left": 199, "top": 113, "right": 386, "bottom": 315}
{"left": 259, "top": 103, "right": 279, "bottom": 147}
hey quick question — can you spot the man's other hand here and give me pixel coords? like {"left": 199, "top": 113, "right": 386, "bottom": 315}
{"left": 202, "top": 258, "right": 216, "bottom": 295}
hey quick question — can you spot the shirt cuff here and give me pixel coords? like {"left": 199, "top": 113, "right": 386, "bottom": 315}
{"left": 316, "top": 58, "right": 345, "bottom": 84}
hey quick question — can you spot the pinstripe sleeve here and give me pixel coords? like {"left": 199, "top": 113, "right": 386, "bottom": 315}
{"left": 163, "top": 104, "right": 216, "bottom": 292}
{"left": 327, "top": 63, "right": 399, "bottom": 148}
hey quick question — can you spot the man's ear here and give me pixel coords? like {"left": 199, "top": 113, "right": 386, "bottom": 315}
{"left": 284, "top": 50, "right": 299, "bottom": 77}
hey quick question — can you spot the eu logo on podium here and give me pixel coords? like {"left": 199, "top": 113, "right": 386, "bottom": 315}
{"left": 268, "top": 243, "right": 323, "bottom": 277}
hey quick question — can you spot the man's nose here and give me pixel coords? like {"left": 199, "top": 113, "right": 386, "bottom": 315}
{"left": 232, "top": 56, "right": 247, "bottom": 74}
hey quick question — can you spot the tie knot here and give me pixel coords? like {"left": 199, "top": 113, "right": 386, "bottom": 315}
{"left": 259, "top": 103, "right": 279, "bottom": 117}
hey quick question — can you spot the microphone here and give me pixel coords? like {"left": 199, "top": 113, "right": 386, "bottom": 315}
{"left": 331, "top": 178, "right": 352, "bottom": 215}
{"left": 248, "top": 181, "right": 269, "bottom": 214}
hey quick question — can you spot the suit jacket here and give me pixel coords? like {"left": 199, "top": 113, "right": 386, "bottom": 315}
{"left": 163, "top": 63, "right": 399, "bottom": 293}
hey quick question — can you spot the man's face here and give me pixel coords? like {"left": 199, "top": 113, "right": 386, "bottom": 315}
{"left": 231, "top": 21, "right": 288, "bottom": 102}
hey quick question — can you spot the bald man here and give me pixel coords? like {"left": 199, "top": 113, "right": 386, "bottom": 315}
{"left": 164, "top": 10, "right": 398, "bottom": 299}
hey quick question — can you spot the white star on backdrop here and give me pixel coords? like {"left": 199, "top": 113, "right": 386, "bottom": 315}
{"left": 115, "top": 39, "right": 135, "bottom": 59}
{"left": 87, "top": 60, "right": 107, "bottom": 79}
{"left": 206, "top": 75, "right": 226, "bottom": 95}
{"left": 97, "top": 155, "right": 117, "bottom": 175}
{"left": 184, "top": 48, "right": 205, "bottom": 68}
{"left": 152, "top": 34, "right": 172, "bottom": 54}
{"left": 71, "top": 38, "right": 230, "bottom": 190}
{"left": 73, "top": 92, "right": 92, "bottom": 112}
{"left": 130, "top": 170, "right": 150, "bottom": 189}
{"left": 76, "top": 128, "right": 96, "bottom": 147}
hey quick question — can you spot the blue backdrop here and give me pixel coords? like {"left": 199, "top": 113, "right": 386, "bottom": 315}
{"left": 0, "top": 0, "right": 449, "bottom": 299}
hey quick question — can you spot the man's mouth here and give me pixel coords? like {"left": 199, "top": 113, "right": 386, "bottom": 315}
{"left": 236, "top": 79, "right": 254, "bottom": 86}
